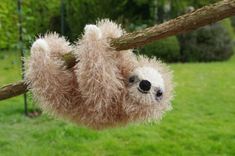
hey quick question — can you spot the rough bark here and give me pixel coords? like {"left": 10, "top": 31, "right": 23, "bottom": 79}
{"left": 111, "top": 0, "right": 235, "bottom": 50}
{"left": 1, "top": 0, "right": 235, "bottom": 101}
{"left": 0, "top": 81, "right": 27, "bottom": 100}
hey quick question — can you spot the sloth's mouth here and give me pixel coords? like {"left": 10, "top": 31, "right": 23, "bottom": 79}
{"left": 138, "top": 88, "right": 149, "bottom": 94}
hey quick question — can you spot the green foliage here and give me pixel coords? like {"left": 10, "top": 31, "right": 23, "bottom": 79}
{"left": 65, "top": 0, "right": 156, "bottom": 40}
{"left": 1, "top": 51, "right": 235, "bottom": 155}
{"left": 0, "top": 0, "right": 234, "bottom": 63}
{"left": 155, "top": 0, "right": 219, "bottom": 22}
{"left": 230, "top": 16, "right": 235, "bottom": 29}
{"left": 0, "top": 0, "right": 60, "bottom": 51}
{"left": 220, "top": 18, "right": 235, "bottom": 53}
{"left": 220, "top": 18, "right": 235, "bottom": 40}
{"left": 21, "top": 0, "right": 60, "bottom": 48}
{"left": 141, "top": 36, "right": 180, "bottom": 62}
{"left": 178, "top": 21, "right": 234, "bottom": 62}
{"left": 0, "top": 1, "right": 18, "bottom": 50}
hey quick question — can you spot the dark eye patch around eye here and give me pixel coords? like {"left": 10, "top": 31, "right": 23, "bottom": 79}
{"left": 128, "top": 75, "right": 138, "bottom": 83}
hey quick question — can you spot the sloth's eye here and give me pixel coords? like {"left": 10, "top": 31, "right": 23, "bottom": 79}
{"left": 129, "top": 75, "right": 137, "bottom": 83}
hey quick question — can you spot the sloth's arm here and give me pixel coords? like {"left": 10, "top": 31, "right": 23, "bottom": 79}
{"left": 75, "top": 25, "right": 124, "bottom": 108}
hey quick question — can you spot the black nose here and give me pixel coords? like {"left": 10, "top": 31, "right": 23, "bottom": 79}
{"left": 139, "top": 80, "right": 151, "bottom": 92}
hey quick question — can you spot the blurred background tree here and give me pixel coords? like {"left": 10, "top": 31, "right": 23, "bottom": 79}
{"left": 0, "top": 0, "right": 234, "bottom": 62}
{"left": 178, "top": 21, "right": 234, "bottom": 62}
{"left": 0, "top": 1, "right": 18, "bottom": 50}
{"left": 65, "top": 0, "right": 156, "bottom": 40}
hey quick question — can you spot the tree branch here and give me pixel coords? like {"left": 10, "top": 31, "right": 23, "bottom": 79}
{"left": 0, "top": 81, "right": 27, "bottom": 100}
{"left": 1, "top": 0, "right": 235, "bottom": 101}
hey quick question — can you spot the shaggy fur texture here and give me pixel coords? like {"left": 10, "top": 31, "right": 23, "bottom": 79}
{"left": 26, "top": 19, "right": 173, "bottom": 129}
{"left": 124, "top": 56, "right": 173, "bottom": 122}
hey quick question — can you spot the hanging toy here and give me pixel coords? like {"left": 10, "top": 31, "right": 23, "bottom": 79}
{"left": 25, "top": 19, "right": 173, "bottom": 129}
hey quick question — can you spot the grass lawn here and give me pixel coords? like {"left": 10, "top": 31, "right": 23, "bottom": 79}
{"left": 0, "top": 51, "right": 235, "bottom": 156}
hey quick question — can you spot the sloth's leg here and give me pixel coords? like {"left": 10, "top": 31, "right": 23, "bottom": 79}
{"left": 25, "top": 33, "right": 77, "bottom": 116}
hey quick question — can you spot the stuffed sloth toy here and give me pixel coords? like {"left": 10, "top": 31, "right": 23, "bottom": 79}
{"left": 25, "top": 19, "right": 173, "bottom": 129}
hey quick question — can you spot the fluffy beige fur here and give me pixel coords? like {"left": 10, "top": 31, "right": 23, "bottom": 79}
{"left": 25, "top": 19, "right": 173, "bottom": 129}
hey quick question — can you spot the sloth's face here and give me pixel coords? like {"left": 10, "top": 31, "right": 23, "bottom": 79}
{"left": 128, "top": 66, "right": 165, "bottom": 105}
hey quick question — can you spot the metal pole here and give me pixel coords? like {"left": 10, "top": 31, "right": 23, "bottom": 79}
{"left": 60, "top": 0, "right": 65, "bottom": 35}
{"left": 17, "top": 0, "right": 28, "bottom": 116}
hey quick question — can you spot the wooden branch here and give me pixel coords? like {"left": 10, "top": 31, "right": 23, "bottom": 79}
{"left": 1, "top": 0, "right": 235, "bottom": 101}
{"left": 0, "top": 80, "right": 27, "bottom": 100}
{"left": 111, "top": 0, "right": 235, "bottom": 50}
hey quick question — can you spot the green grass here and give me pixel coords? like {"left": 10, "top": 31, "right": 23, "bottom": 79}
{"left": 0, "top": 51, "right": 235, "bottom": 156}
